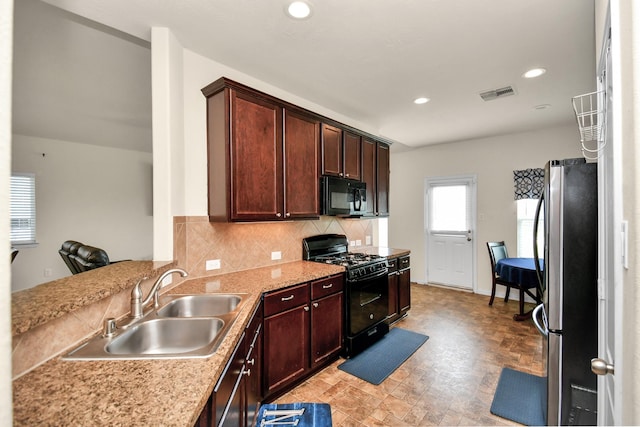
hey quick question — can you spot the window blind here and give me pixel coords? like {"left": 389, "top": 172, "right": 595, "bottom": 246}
{"left": 10, "top": 173, "right": 36, "bottom": 245}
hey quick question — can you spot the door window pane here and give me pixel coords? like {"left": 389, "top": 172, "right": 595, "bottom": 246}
{"left": 430, "top": 185, "right": 467, "bottom": 231}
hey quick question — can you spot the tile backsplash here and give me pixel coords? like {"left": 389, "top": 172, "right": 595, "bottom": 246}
{"left": 174, "top": 216, "right": 377, "bottom": 278}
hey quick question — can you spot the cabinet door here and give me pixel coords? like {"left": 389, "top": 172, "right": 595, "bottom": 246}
{"left": 230, "top": 90, "right": 283, "bottom": 221}
{"left": 284, "top": 110, "right": 321, "bottom": 218}
{"left": 343, "top": 131, "right": 361, "bottom": 180}
{"left": 321, "top": 124, "right": 343, "bottom": 177}
{"left": 376, "top": 142, "right": 390, "bottom": 216}
{"left": 398, "top": 268, "right": 411, "bottom": 313}
{"left": 244, "top": 304, "right": 263, "bottom": 427}
{"left": 263, "top": 305, "right": 310, "bottom": 397}
{"left": 361, "top": 138, "right": 376, "bottom": 216}
{"left": 310, "top": 291, "right": 343, "bottom": 368}
{"left": 387, "top": 271, "right": 399, "bottom": 323}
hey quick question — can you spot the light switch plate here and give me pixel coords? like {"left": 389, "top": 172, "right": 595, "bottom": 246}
{"left": 271, "top": 251, "right": 282, "bottom": 260}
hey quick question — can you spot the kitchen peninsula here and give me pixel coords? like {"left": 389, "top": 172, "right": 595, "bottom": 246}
{"left": 12, "top": 260, "right": 343, "bottom": 426}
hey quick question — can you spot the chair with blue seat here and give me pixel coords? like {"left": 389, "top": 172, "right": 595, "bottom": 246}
{"left": 487, "top": 241, "right": 538, "bottom": 316}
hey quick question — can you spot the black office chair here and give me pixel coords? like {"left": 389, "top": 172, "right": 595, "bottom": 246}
{"left": 59, "top": 240, "right": 118, "bottom": 274}
{"left": 487, "top": 241, "right": 538, "bottom": 316}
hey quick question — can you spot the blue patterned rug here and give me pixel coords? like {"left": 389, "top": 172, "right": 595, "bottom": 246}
{"left": 490, "top": 367, "right": 547, "bottom": 426}
{"left": 338, "top": 328, "right": 429, "bottom": 385}
{"left": 256, "top": 403, "right": 332, "bottom": 427}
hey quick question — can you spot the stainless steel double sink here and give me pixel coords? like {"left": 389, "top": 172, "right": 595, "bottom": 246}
{"left": 63, "top": 294, "right": 247, "bottom": 360}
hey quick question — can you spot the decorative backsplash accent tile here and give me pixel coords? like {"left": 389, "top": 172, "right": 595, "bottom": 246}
{"left": 174, "top": 216, "right": 377, "bottom": 278}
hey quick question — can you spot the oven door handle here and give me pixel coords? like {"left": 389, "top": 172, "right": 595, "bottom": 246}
{"left": 352, "top": 268, "right": 389, "bottom": 282}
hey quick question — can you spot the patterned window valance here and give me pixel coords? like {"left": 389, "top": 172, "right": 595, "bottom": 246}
{"left": 513, "top": 168, "right": 545, "bottom": 200}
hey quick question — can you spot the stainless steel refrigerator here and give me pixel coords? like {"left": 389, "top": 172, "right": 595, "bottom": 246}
{"left": 532, "top": 158, "right": 598, "bottom": 425}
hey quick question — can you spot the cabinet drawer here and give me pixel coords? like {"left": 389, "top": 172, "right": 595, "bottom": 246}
{"left": 311, "top": 275, "right": 344, "bottom": 300}
{"left": 264, "top": 283, "right": 309, "bottom": 317}
{"left": 386, "top": 257, "right": 398, "bottom": 273}
{"left": 399, "top": 255, "right": 410, "bottom": 270}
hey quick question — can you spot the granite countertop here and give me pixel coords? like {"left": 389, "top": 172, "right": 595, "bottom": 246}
{"left": 12, "top": 260, "right": 176, "bottom": 336}
{"left": 12, "top": 261, "right": 344, "bottom": 427}
{"left": 357, "top": 246, "right": 410, "bottom": 258}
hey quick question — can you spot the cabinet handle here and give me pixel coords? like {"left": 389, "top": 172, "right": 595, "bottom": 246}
{"left": 322, "top": 283, "right": 333, "bottom": 289}
{"left": 244, "top": 368, "right": 251, "bottom": 377}
{"left": 246, "top": 358, "right": 255, "bottom": 366}
{"left": 276, "top": 213, "right": 282, "bottom": 218}
{"left": 304, "top": 306, "right": 310, "bottom": 311}
{"left": 281, "top": 295, "right": 294, "bottom": 301}
{"left": 285, "top": 212, "right": 291, "bottom": 218}
{"left": 313, "top": 302, "right": 319, "bottom": 308}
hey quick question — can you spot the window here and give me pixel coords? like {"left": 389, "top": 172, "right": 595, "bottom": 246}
{"left": 10, "top": 173, "right": 36, "bottom": 245}
{"left": 430, "top": 185, "right": 469, "bottom": 232}
{"left": 516, "top": 199, "right": 543, "bottom": 257}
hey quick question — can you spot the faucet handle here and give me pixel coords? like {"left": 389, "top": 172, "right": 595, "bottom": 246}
{"left": 103, "top": 318, "right": 117, "bottom": 338}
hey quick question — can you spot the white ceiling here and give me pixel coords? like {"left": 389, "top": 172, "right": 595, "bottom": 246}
{"left": 17, "top": 0, "right": 596, "bottom": 152}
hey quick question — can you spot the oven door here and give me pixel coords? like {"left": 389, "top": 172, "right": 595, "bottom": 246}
{"left": 346, "top": 269, "right": 389, "bottom": 336}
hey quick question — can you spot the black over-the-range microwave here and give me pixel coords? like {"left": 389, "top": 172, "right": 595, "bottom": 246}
{"left": 321, "top": 176, "right": 367, "bottom": 217}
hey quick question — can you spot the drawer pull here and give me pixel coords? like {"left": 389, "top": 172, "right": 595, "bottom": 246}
{"left": 244, "top": 368, "right": 251, "bottom": 377}
{"left": 313, "top": 302, "right": 319, "bottom": 308}
{"left": 304, "top": 306, "right": 310, "bottom": 312}
{"left": 322, "top": 283, "right": 333, "bottom": 289}
{"left": 246, "top": 358, "right": 255, "bottom": 366}
{"left": 281, "top": 295, "right": 294, "bottom": 301}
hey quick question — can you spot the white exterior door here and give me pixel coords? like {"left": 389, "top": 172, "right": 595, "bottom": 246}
{"left": 425, "top": 176, "right": 476, "bottom": 290}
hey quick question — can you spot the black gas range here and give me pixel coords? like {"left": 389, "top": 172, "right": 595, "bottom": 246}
{"left": 303, "top": 234, "right": 389, "bottom": 358}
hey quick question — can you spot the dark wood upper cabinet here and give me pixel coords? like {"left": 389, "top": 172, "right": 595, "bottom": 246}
{"left": 284, "top": 109, "right": 321, "bottom": 219}
{"left": 343, "top": 131, "right": 362, "bottom": 180}
{"left": 202, "top": 77, "right": 389, "bottom": 221}
{"left": 202, "top": 79, "right": 320, "bottom": 222}
{"left": 376, "top": 142, "right": 390, "bottom": 217}
{"left": 230, "top": 90, "right": 283, "bottom": 221}
{"left": 362, "top": 138, "right": 376, "bottom": 216}
{"left": 321, "top": 126, "right": 361, "bottom": 180}
{"left": 361, "top": 138, "right": 390, "bottom": 217}
{"left": 321, "top": 124, "right": 342, "bottom": 177}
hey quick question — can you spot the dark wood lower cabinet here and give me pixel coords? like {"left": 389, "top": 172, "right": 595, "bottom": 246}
{"left": 195, "top": 274, "right": 345, "bottom": 425}
{"left": 263, "top": 274, "right": 344, "bottom": 401}
{"left": 263, "top": 303, "right": 310, "bottom": 397}
{"left": 387, "top": 255, "right": 411, "bottom": 324}
{"left": 195, "top": 302, "right": 263, "bottom": 427}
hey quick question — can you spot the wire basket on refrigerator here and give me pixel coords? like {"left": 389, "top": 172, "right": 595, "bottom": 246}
{"left": 571, "top": 90, "right": 606, "bottom": 160}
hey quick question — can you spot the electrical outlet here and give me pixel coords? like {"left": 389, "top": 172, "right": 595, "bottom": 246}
{"left": 271, "top": 251, "right": 282, "bottom": 260}
{"left": 44, "top": 268, "right": 52, "bottom": 277}
{"left": 366, "top": 235, "right": 372, "bottom": 245}
{"left": 206, "top": 259, "right": 221, "bottom": 270}
{"left": 350, "top": 241, "right": 356, "bottom": 247}
{"left": 356, "top": 240, "right": 362, "bottom": 246}
{"left": 162, "top": 275, "right": 173, "bottom": 286}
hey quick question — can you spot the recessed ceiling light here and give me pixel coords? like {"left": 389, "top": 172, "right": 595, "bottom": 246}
{"left": 414, "top": 97, "right": 430, "bottom": 105}
{"left": 523, "top": 68, "right": 547, "bottom": 79}
{"left": 286, "top": 1, "right": 312, "bottom": 19}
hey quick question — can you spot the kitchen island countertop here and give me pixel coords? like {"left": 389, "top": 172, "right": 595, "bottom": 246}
{"left": 12, "top": 261, "right": 344, "bottom": 427}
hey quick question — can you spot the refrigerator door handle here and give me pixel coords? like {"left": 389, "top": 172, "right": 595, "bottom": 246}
{"left": 532, "top": 303, "right": 548, "bottom": 337}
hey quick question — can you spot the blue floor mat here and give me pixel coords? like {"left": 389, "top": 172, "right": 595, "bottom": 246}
{"left": 337, "top": 328, "right": 429, "bottom": 385}
{"left": 490, "top": 367, "right": 547, "bottom": 426}
{"left": 256, "top": 403, "right": 332, "bottom": 427}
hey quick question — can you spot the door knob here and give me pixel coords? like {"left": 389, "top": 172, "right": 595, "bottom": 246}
{"left": 591, "top": 358, "right": 615, "bottom": 376}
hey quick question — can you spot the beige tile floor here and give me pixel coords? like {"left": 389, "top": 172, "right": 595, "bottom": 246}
{"left": 274, "top": 283, "right": 545, "bottom": 426}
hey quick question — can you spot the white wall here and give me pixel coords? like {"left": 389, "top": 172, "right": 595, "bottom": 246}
{"left": 1, "top": 0, "right": 13, "bottom": 422}
{"left": 388, "top": 124, "right": 583, "bottom": 295}
{"left": 11, "top": 134, "right": 153, "bottom": 291}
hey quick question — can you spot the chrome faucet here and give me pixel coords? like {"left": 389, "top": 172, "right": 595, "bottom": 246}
{"left": 130, "top": 268, "right": 188, "bottom": 319}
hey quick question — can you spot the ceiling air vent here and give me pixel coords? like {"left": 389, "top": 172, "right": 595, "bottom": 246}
{"left": 479, "top": 85, "right": 516, "bottom": 101}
